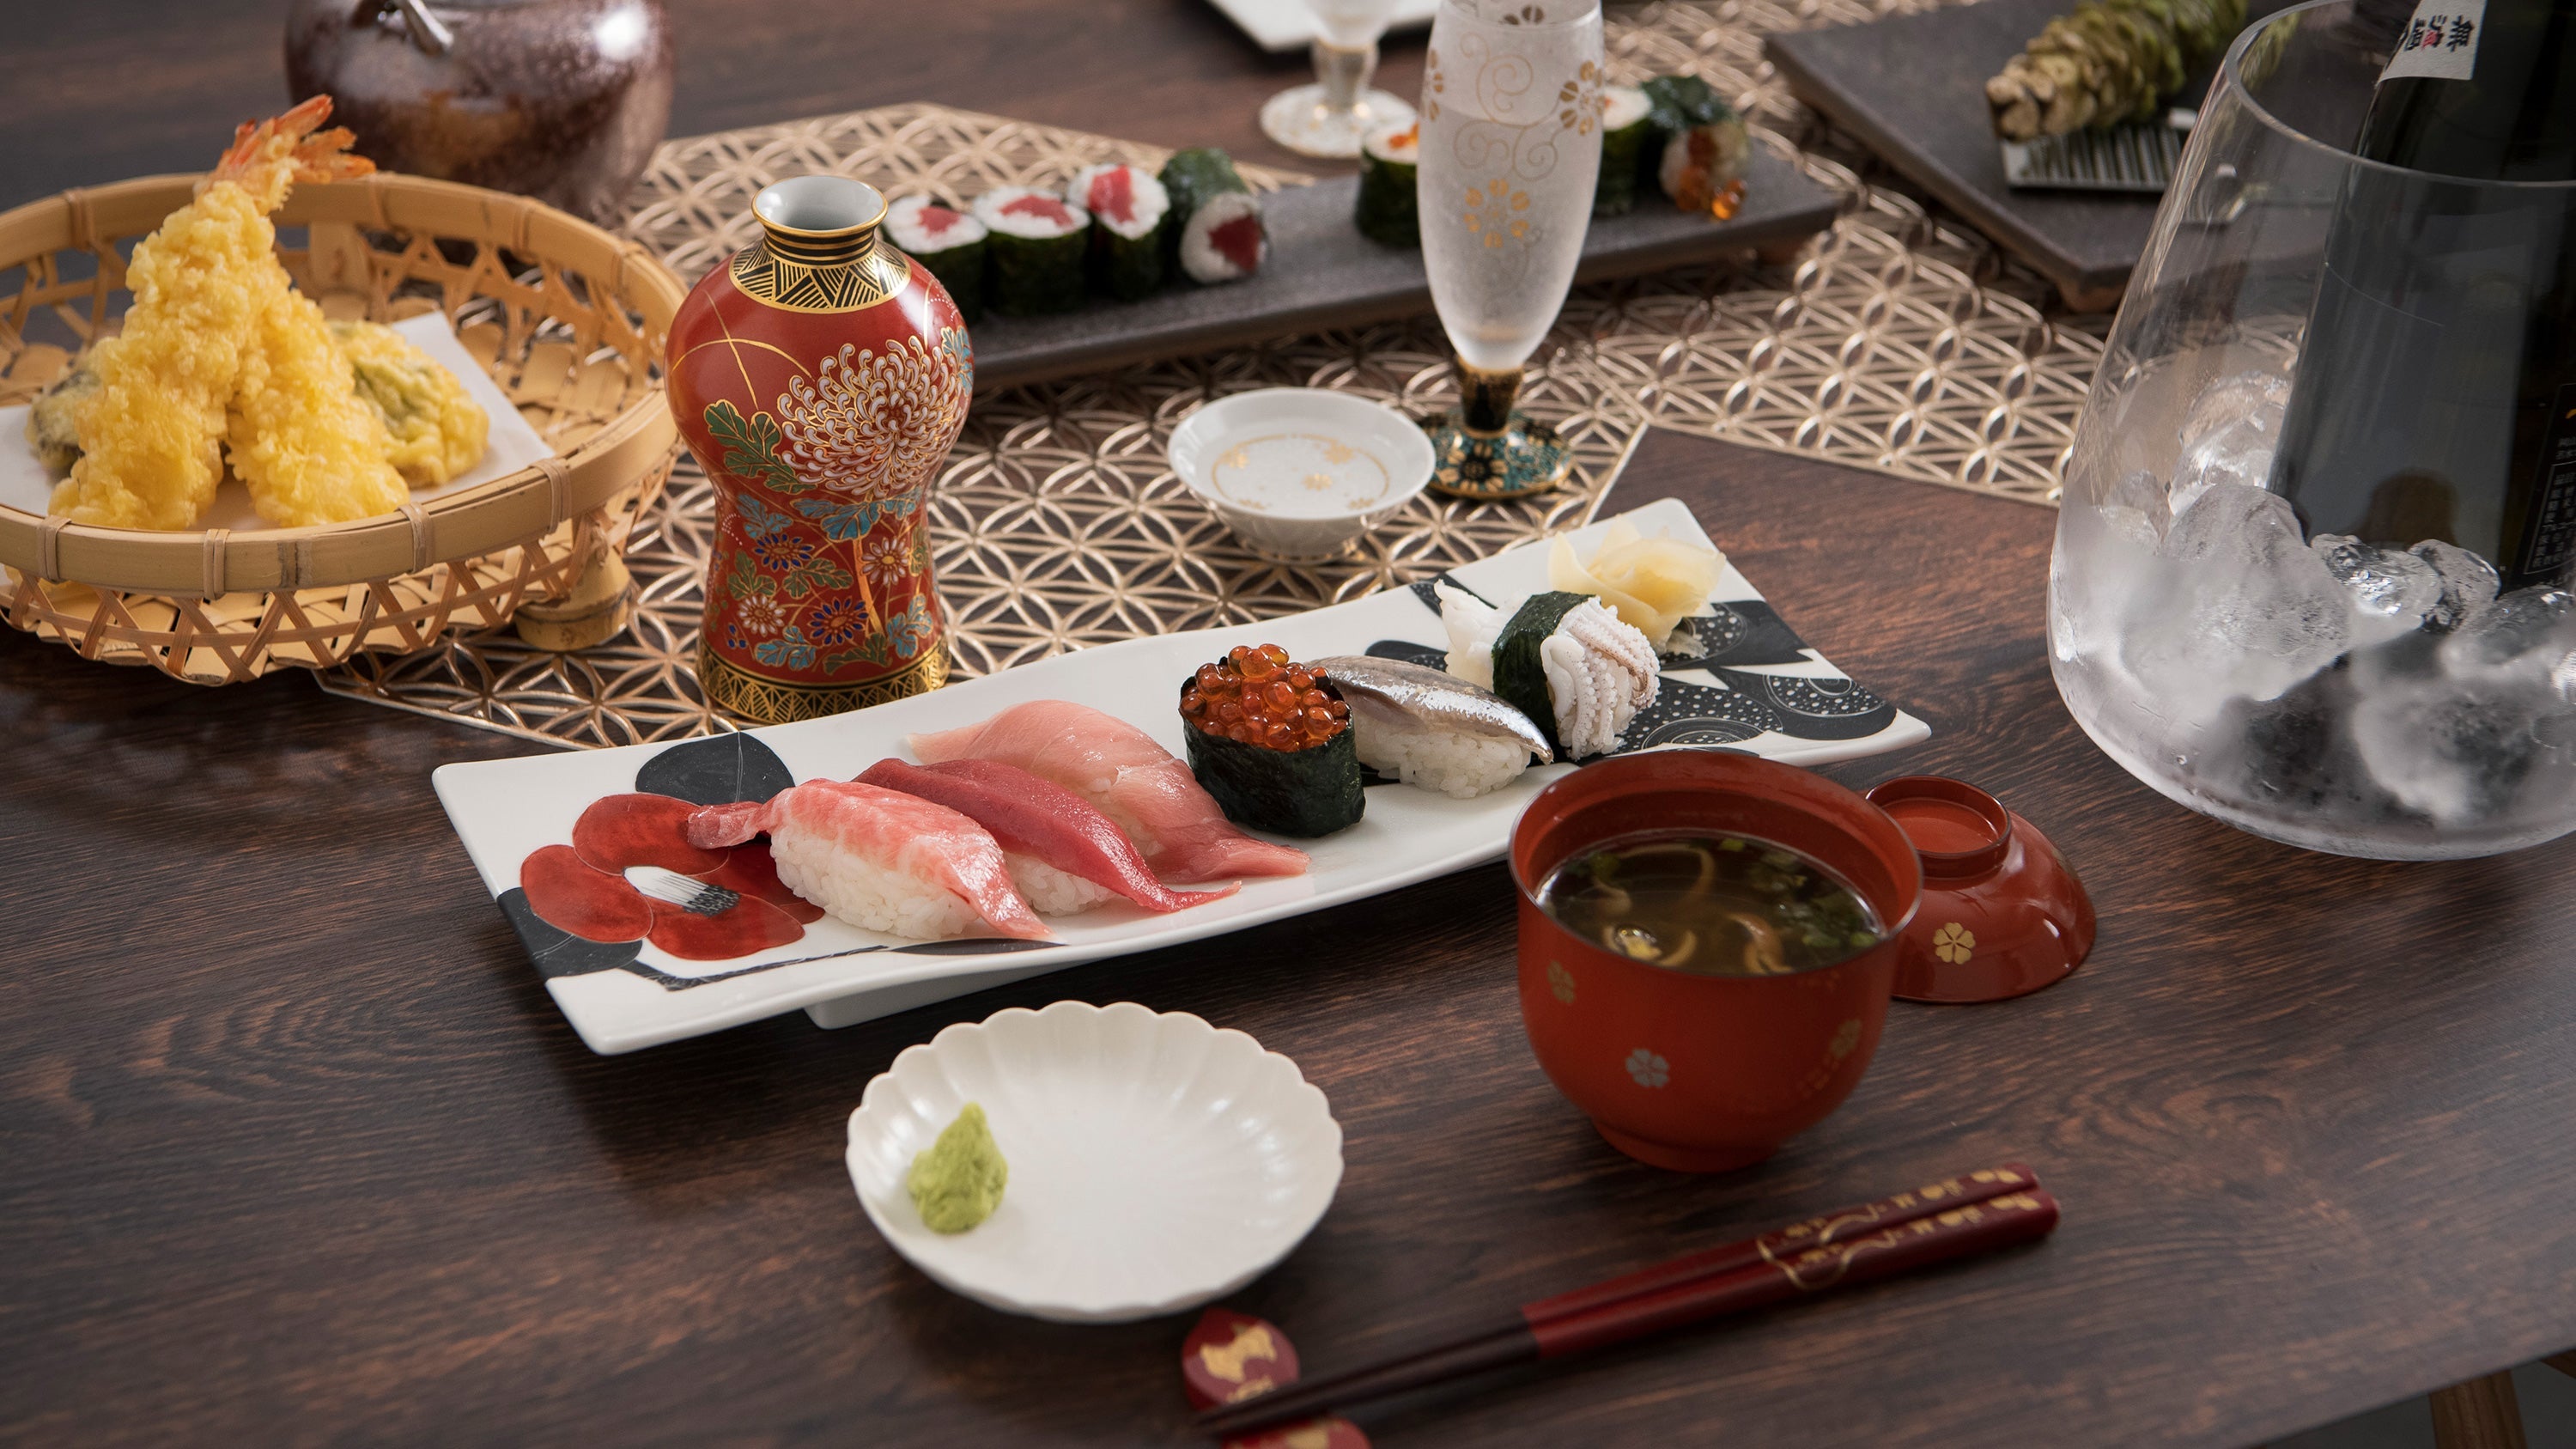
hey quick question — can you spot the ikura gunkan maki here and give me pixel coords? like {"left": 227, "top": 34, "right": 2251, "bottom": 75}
{"left": 1179, "top": 644, "right": 1364, "bottom": 838}
{"left": 1355, "top": 122, "right": 1420, "bottom": 247}
{"left": 1067, "top": 162, "right": 1171, "bottom": 301}
{"left": 886, "top": 195, "right": 989, "bottom": 321}
{"left": 973, "top": 186, "right": 1091, "bottom": 315}
{"left": 1160, "top": 148, "right": 1268, "bottom": 284}
{"left": 1594, "top": 87, "right": 1652, "bottom": 218}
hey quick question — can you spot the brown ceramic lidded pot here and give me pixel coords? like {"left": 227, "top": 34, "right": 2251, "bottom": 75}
{"left": 286, "top": 0, "right": 673, "bottom": 224}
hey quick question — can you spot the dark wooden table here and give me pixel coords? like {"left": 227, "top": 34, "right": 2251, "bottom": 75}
{"left": 7, "top": 5, "right": 2576, "bottom": 1447}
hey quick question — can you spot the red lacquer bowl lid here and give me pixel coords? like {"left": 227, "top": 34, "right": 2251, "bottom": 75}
{"left": 1862, "top": 776, "right": 2094, "bottom": 1004}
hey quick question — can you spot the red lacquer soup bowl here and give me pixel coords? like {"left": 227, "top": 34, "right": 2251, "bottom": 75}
{"left": 1510, "top": 752, "right": 1923, "bottom": 1172}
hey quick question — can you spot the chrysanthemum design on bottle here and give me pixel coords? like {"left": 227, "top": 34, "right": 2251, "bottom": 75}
{"left": 667, "top": 175, "right": 973, "bottom": 724}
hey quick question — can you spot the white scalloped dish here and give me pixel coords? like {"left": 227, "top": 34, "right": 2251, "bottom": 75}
{"left": 846, "top": 1001, "right": 1344, "bottom": 1322}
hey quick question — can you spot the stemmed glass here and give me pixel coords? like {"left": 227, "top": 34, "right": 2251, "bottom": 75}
{"left": 1259, "top": 0, "right": 1419, "bottom": 160}
{"left": 1415, "top": 0, "right": 1604, "bottom": 499}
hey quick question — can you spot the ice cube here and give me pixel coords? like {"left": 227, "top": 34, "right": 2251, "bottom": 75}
{"left": 2439, "top": 586, "right": 2576, "bottom": 675}
{"left": 2194, "top": 660, "right": 2404, "bottom": 825}
{"left": 2409, "top": 539, "right": 2500, "bottom": 632}
{"left": 2172, "top": 421, "right": 2277, "bottom": 516}
{"left": 2180, "top": 370, "right": 2290, "bottom": 449}
{"left": 2103, "top": 467, "right": 2170, "bottom": 540}
{"left": 2348, "top": 672, "right": 2552, "bottom": 828}
{"left": 2311, "top": 533, "right": 2442, "bottom": 645}
{"left": 2122, "top": 484, "right": 2351, "bottom": 723}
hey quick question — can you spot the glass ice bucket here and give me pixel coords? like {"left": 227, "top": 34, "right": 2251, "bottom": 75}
{"left": 2052, "top": 0, "right": 2576, "bottom": 859}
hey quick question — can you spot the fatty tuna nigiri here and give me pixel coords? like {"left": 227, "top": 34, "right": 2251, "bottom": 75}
{"left": 905, "top": 701, "right": 1309, "bottom": 884}
{"left": 687, "top": 780, "right": 1050, "bottom": 941}
{"left": 857, "top": 758, "right": 1239, "bottom": 916}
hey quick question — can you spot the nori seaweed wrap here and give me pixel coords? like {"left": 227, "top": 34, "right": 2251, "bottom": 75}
{"left": 1067, "top": 162, "right": 1171, "bottom": 302}
{"left": 1161, "top": 147, "right": 1269, "bottom": 283}
{"left": 1594, "top": 86, "right": 1652, "bottom": 218}
{"left": 1356, "top": 122, "right": 1420, "bottom": 247}
{"left": 973, "top": 186, "right": 1091, "bottom": 316}
{"left": 1638, "top": 74, "right": 1728, "bottom": 198}
{"left": 1178, "top": 644, "right": 1364, "bottom": 838}
{"left": 886, "top": 194, "right": 988, "bottom": 321}
{"left": 1492, "top": 591, "right": 1593, "bottom": 758}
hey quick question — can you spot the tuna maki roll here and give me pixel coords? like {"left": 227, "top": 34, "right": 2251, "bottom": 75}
{"left": 1593, "top": 87, "right": 1652, "bottom": 218}
{"left": 1437, "top": 582, "right": 1660, "bottom": 761}
{"left": 972, "top": 186, "right": 1091, "bottom": 316}
{"left": 1355, "top": 122, "right": 1420, "bottom": 247}
{"left": 886, "top": 194, "right": 988, "bottom": 321}
{"left": 1067, "top": 162, "right": 1170, "bottom": 302}
{"left": 1179, "top": 644, "right": 1364, "bottom": 838}
{"left": 1160, "top": 147, "right": 1268, "bottom": 284}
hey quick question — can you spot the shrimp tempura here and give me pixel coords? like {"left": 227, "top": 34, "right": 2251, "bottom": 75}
{"left": 49, "top": 98, "right": 395, "bottom": 530}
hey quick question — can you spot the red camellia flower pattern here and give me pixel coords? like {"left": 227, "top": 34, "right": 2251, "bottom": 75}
{"left": 519, "top": 794, "right": 823, "bottom": 960}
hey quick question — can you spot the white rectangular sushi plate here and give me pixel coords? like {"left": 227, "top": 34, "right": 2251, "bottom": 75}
{"left": 433, "top": 499, "right": 1929, "bottom": 1054}
{"left": 1206, "top": 0, "right": 1440, "bottom": 53}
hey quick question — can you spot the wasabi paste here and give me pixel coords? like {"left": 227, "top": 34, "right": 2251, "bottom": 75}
{"left": 907, "top": 1103, "right": 1008, "bottom": 1233}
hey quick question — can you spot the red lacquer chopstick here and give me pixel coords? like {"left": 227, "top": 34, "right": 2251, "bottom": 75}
{"left": 1196, "top": 1170, "right": 2057, "bottom": 1440}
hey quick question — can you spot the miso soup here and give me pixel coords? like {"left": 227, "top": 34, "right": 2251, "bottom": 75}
{"left": 1534, "top": 830, "right": 1881, "bottom": 976}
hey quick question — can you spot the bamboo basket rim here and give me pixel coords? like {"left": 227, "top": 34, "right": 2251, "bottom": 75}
{"left": 0, "top": 171, "right": 686, "bottom": 596}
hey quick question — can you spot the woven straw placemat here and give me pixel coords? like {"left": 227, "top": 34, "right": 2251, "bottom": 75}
{"left": 320, "top": 0, "right": 2102, "bottom": 746}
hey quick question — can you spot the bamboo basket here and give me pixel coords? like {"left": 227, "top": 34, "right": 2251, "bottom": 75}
{"left": 0, "top": 172, "right": 685, "bottom": 683}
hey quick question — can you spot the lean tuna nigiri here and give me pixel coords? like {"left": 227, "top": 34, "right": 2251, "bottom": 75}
{"left": 906, "top": 701, "right": 1309, "bottom": 884}
{"left": 687, "top": 780, "right": 1050, "bottom": 941}
{"left": 856, "top": 758, "right": 1239, "bottom": 916}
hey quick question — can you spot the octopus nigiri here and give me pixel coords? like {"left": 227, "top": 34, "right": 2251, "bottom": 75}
{"left": 688, "top": 781, "right": 1050, "bottom": 942}
{"left": 906, "top": 701, "right": 1309, "bottom": 884}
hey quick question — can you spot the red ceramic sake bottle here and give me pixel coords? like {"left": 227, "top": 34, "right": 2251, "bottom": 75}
{"left": 666, "top": 175, "right": 972, "bottom": 723}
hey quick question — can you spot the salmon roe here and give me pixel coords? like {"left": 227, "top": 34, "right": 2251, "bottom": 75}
{"left": 1178, "top": 643, "right": 1349, "bottom": 751}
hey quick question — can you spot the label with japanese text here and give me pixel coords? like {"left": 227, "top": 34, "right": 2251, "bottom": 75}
{"left": 2382, "top": 0, "right": 2484, "bottom": 82}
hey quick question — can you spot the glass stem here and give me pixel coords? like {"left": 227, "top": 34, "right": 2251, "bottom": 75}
{"left": 1313, "top": 40, "right": 1376, "bottom": 114}
{"left": 1456, "top": 359, "right": 1521, "bottom": 437}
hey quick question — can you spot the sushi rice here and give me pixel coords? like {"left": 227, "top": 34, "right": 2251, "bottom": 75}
{"left": 1005, "top": 852, "right": 1119, "bottom": 916}
{"left": 1160, "top": 148, "right": 1267, "bottom": 284}
{"left": 1353, "top": 728, "right": 1530, "bottom": 801}
{"left": 769, "top": 820, "right": 997, "bottom": 940}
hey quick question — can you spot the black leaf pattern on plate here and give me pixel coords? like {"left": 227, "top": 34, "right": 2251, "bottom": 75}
{"left": 1710, "top": 668, "right": 1899, "bottom": 740}
{"left": 1365, "top": 639, "right": 1452, "bottom": 670}
{"left": 1408, "top": 572, "right": 1492, "bottom": 613}
{"left": 498, "top": 888, "right": 641, "bottom": 979}
{"left": 633, "top": 732, "right": 797, "bottom": 805}
{"left": 892, "top": 939, "right": 1056, "bottom": 956}
{"left": 1613, "top": 678, "right": 1785, "bottom": 750}
{"left": 1658, "top": 602, "right": 1814, "bottom": 670}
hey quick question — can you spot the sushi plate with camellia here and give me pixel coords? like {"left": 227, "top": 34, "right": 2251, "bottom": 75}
{"left": 432, "top": 496, "right": 1928, "bottom": 1054}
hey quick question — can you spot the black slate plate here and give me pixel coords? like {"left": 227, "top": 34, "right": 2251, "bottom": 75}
{"left": 966, "top": 147, "right": 1836, "bottom": 391}
{"left": 1765, "top": 0, "right": 2299, "bottom": 310}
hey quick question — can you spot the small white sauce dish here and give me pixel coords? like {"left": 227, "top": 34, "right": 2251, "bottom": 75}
{"left": 1170, "top": 387, "right": 1436, "bottom": 562}
{"left": 845, "top": 1000, "right": 1344, "bottom": 1323}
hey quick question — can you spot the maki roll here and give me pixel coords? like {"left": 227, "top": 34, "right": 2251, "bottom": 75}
{"left": 1306, "top": 654, "right": 1551, "bottom": 800}
{"left": 1067, "top": 162, "right": 1170, "bottom": 302}
{"left": 1593, "top": 87, "right": 1652, "bottom": 218}
{"left": 972, "top": 186, "right": 1091, "bottom": 315}
{"left": 1179, "top": 644, "right": 1364, "bottom": 838}
{"left": 886, "top": 194, "right": 989, "bottom": 321}
{"left": 1355, "top": 123, "right": 1420, "bottom": 247}
{"left": 1437, "top": 583, "right": 1660, "bottom": 761}
{"left": 1639, "top": 74, "right": 1750, "bottom": 216}
{"left": 1160, "top": 147, "right": 1268, "bottom": 284}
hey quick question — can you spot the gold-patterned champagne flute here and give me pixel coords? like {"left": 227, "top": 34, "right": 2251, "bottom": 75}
{"left": 1261, "top": 0, "right": 1419, "bottom": 160}
{"left": 1416, "top": 0, "right": 1603, "bottom": 499}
